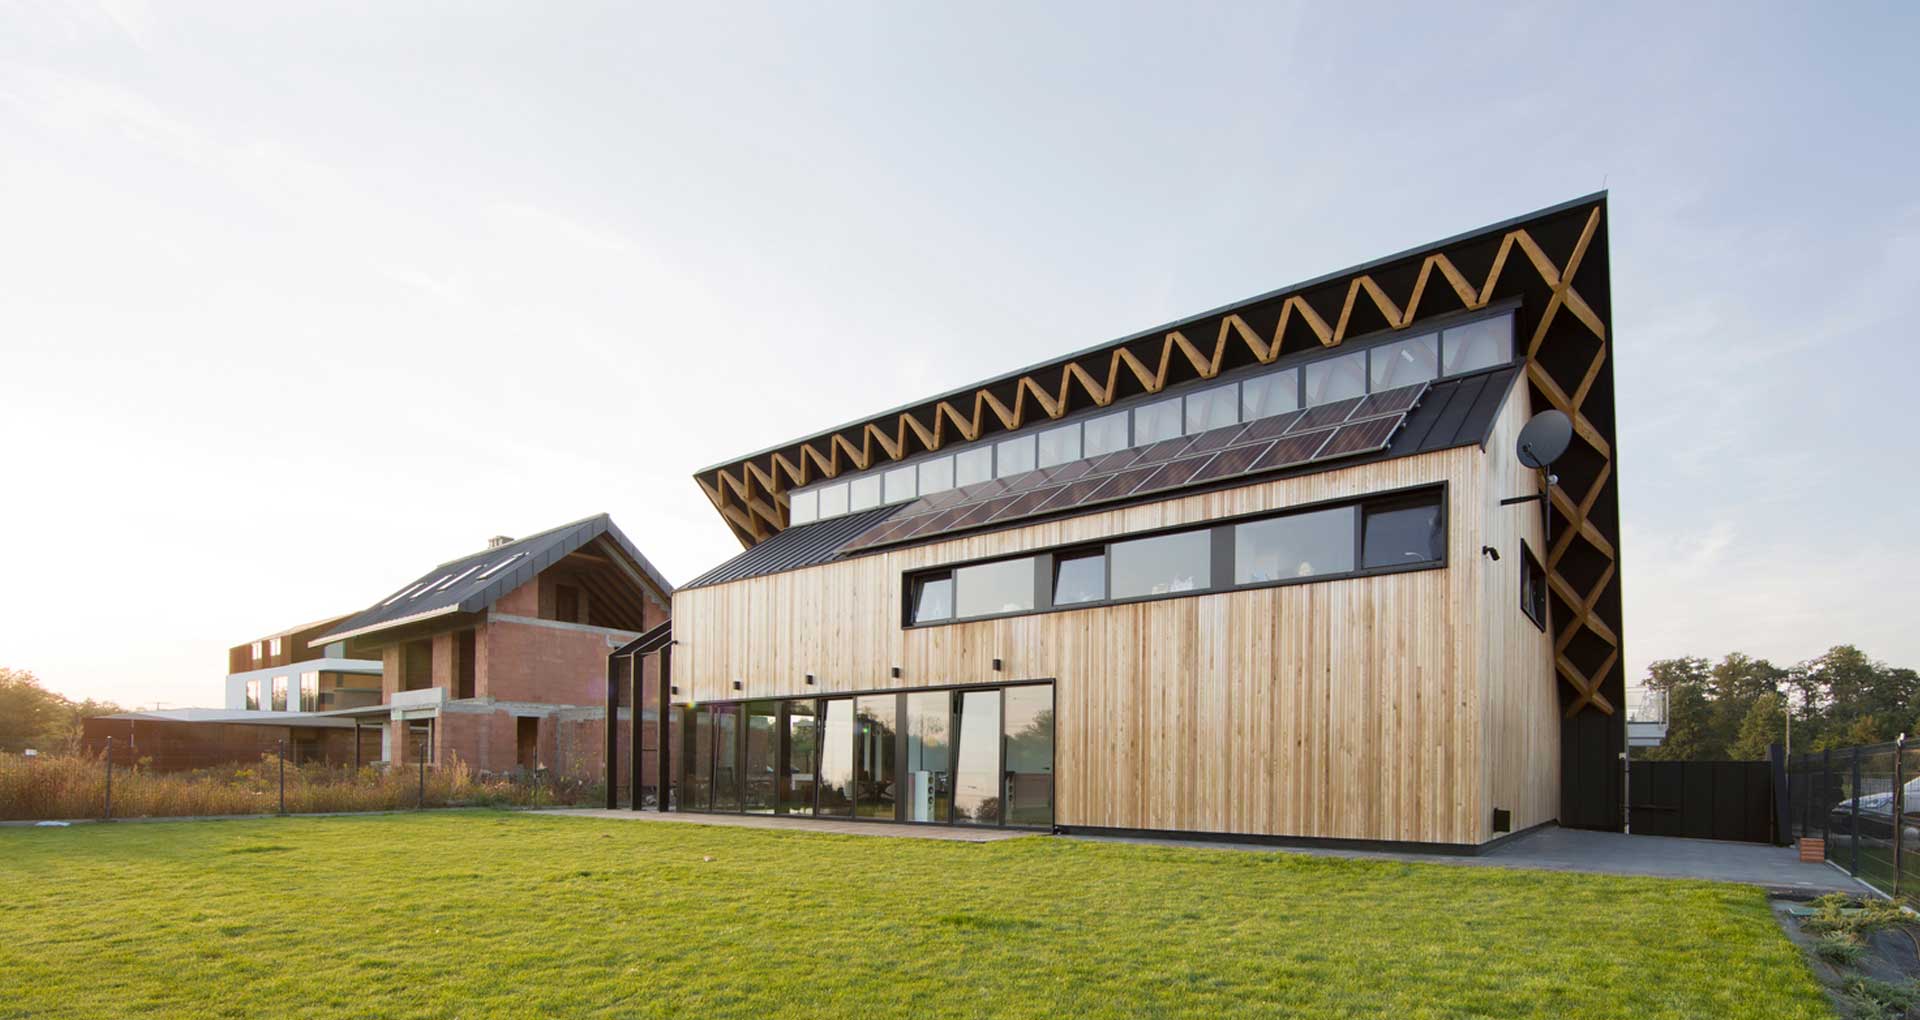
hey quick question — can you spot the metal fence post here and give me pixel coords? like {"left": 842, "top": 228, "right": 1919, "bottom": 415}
{"left": 277, "top": 739, "right": 287, "bottom": 815}
{"left": 1821, "top": 747, "right": 1832, "bottom": 846}
{"left": 103, "top": 736, "right": 113, "bottom": 821}
{"left": 1799, "top": 754, "right": 1811, "bottom": 838}
{"left": 1850, "top": 746, "right": 1861, "bottom": 876}
{"left": 418, "top": 734, "right": 427, "bottom": 810}
{"left": 1895, "top": 734, "right": 1906, "bottom": 901}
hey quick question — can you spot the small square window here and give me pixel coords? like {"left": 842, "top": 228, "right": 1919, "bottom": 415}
{"left": 849, "top": 474, "right": 882, "bottom": 512}
{"left": 918, "top": 455, "right": 955, "bottom": 495}
{"left": 1241, "top": 369, "right": 1299, "bottom": 420}
{"left": 251, "top": 641, "right": 263, "bottom": 661}
{"left": 909, "top": 573, "right": 954, "bottom": 624}
{"left": 817, "top": 482, "right": 850, "bottom": 518}
{"left": 1083, "top": 411, "right": 1129, "bottom": 458}
{"left": 954, "top": 447, "right": 994, "bottom": 488}
{"left": 1443, "top": 313, "right": 1514, "bottom": 375}
{"left": 1133, "top": 396, "right": 1183, "bottom": 446}
{"left": 1361, "top": 499, "right": 1444, "bottom": 569}
{"left": 788, "top": 488, "right": 820, "bottom": 526}
{"left": 996, "top": 434, "right": 1037, "bottom": 477}
{"left": 269, "top": 637, "right": 282, "bottom": 657}
{"left": 1036, "top": 423, "right": 1081, "bottom": 469}
{"left": 883, "top": 466, "right": 918, "bottom": 504}
{"left": 1304, "top": 351, "right": 1366, "bottom": 406}
{"left": 1052, "top": 551, "right": 1106, "bottom": 605}
{"left": 1368, "top": 334, "right": 1439, "bottom": 391}
{"left": 1184, "top": 382, "right": 1239, "bottom": 434}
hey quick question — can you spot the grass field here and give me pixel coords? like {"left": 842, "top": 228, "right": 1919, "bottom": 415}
{"left": 0, "top": 812, "right": 1833, "bottom": 1019}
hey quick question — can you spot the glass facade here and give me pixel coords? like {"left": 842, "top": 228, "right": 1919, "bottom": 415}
{"left": 1235, "top": 508, "right": 1355, "bottom": 583}
{"left": 674, "top": 682, "right": 1052, "bottom": 829}
{"left": 1109, "top": 530, "right": 1212, "bottom": 599}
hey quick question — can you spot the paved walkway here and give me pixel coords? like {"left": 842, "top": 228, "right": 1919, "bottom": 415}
{"left": 1069, "top": 825, "right": 1862, "bottom": 895}
{"left": 534, "top": 807, "right": 1031, "bottom": 842}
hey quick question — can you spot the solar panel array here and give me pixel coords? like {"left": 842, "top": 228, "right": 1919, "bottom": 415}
{"left": 840, "top": 380, "right": 1430, "bottom": 552}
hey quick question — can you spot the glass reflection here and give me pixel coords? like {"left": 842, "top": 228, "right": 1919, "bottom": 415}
{"left": 955, "top": 558, "right": 1035, "bottom": 618}
{"left": 855, "top": 696, "right": 898, "bottom": 819}
{"left": 687, "top": 705, "right": 713, "bottom": 811}
{"left": 1362, "top": 502, "right": 1444, "bottom": 569}
{"left": 1003, "top": 686, "right": 1054, "bottom": 827}
{"left": 953, "top": 689, "right": 1002, "bottom": 825}
{"left": 816, "top": 699, "right": 855, "bottom": 816}
{"left": 904, "top": 692, "right": 950, "bottom": 822}
{"left": 1235, "top": 508, "right": 1356, "bottom": 583}
{"left": 779, "top": 700, "right": 816, "bottom": 815}
{"left": 1109, "top": 530, "right": 1211, "bottom": 598}
{"left": 1052, "top": 552, "right": 1105, "bottom": 604}
{"left": 1304, "top": 351, "right": 1366, "bottom": 405}
{"left": 711, "top": 704, "right": 741, "bottom": 811}
{"left": 743, "top": 701, "right": 778, "bottom": 813}
{"left": 1369, "top": 334, "right": 1439, "bottom": 391}
{"left": 1241, "top": 368, "right": 1299, "bottom": 420}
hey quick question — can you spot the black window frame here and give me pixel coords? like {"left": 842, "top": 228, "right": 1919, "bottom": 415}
{"left": 901, "top": 482, "right": 1447, "bottom": 628}
{"left": 1520, "top": 539, "right": 1548, "bottom": 631}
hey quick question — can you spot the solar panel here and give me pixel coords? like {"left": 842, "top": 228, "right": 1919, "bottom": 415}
{"left": 839, "top": 380, "right": 1429, "bottom": 552}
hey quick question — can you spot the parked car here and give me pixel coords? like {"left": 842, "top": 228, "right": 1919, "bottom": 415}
{"left": 1830, "top": 775, "right": 1920, "bottom": 843}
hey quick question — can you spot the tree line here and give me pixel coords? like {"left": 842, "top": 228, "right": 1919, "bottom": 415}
{"left": 1637, "top": 645, "right": 1918, "bottom": 761}
{"left": 0, "top": 668, "right": 125, "bottom": 754}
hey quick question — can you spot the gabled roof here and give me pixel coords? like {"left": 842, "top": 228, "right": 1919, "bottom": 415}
{"left": 312, "top": 514, "right": 672, "bottom": 647}
{"left": 681, "top": 366, "right": 1518, "bottom": 590}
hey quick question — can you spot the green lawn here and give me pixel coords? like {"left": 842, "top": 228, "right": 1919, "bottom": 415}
{"left": 0, "top": 812, "right": 1831, "bottom": 1019}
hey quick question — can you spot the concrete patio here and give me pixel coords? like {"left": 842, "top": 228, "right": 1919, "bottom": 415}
{"left": 1070, "top": 825, "right": 1864, "bottom": 895}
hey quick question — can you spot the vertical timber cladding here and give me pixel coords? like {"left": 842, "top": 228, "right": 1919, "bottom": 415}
{"left": 696, "top": 194, "right": 1623, "bottom": 832}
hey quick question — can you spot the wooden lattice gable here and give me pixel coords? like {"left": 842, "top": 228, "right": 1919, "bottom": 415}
{"left": 696, "top": 193, "right": 1620, "bottom": 718}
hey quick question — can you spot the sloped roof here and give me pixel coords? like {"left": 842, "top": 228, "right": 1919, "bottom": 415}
{"left": 680, "top": 366, "right": 1517, "bottom": 590}
{"left": 312, "top": 514, "right": 672, "bottom": 647}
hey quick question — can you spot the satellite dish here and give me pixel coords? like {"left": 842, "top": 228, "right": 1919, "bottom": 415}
{"left": 1516, "top": 410, "right": 1572, "bottom": 470}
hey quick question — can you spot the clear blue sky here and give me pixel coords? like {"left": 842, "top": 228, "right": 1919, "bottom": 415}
{"left": 3, "top": 2, "right": 1916, "bottom": 708}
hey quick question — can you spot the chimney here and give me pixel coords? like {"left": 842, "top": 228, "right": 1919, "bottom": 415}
{"left": 487, "top": 535, "right": 516, "bottom": 549}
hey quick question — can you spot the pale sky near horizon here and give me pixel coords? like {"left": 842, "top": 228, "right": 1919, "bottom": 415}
{"left": 3, "top": 2, "right": 1917, "bottom": 709}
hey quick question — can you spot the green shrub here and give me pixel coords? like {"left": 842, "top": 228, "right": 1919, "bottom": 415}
{"left": 1815, "top": 931, "right": 1865, "bottom": 967}
{"left": 1840, "top": 976, "right": 1920, "bottom": 1020}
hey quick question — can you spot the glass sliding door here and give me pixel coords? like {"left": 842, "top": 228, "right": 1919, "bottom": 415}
{"left": 743, "top": 701, "right": 778, "bottom": 813}
{"left": 711, "top": 704, "right": 741, "bottom": 812}
{"left": 816, "top": 699, "right": 855, "bottom": 817}
{"left": 952, "top": 688, "right": 1003, "bottom": 825}
{"left": 904, "top": 691, "right": 950, "bottom": 823}
{"left": 779, "top": 700, "right": 817, "bottom": 815}
{"left": 686, "top": 705, "right": 713, "bottom": 811}
{"left": 1003, "top": 685, "right": 1054, "bottom": 827}
{"left": 855, "top": 695, "right": 898, "bottom": 820}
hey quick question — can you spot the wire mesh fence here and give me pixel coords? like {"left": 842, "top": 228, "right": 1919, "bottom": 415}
{"left": 1786, "top": 736, "right": 1915, "bottom": 903}
{"left": 0, "top": 737, "right": 603, "bottom": 822}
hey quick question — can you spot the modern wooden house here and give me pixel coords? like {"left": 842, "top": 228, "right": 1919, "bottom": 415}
{"left": 612, "top": 194, "right": 1623, "bottom": 850}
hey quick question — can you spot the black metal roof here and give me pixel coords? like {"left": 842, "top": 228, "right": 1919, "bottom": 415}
{"left": 312, "top": 513, "right": 673, "bottom": 646}
{"left": 682, "top": 506, "right": 901, "bottom": 590}
{"left": 680, "top": 366, "right": 1518, "bottom": 590}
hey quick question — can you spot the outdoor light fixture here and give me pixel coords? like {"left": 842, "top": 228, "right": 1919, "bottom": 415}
{"left": 669, "top": 685, "right": 679, "bottom": 696}
{"left": 805, "top": 673, "right": 816, "bottom": 685}
{"left": 890, "top": 666, "right": 901, "bottom": 678}
{"left": 992, "top": 657, "right": 1003, "bottom": 672}
{"left": 1481, "top": 545, "right": 1500, "bottom": 561}
{"left": 732, "top": 680, "right": 742, "bottom": 691}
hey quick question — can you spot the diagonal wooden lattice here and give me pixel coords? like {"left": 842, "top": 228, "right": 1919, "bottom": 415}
{"left": 699, "top": 205, "right": 1619, "bottom": 717}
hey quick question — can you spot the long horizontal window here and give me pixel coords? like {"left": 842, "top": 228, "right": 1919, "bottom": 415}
{"left": 790, "top": 310, "right": 1513, "bottom": 526}
{"left": 904, "top": 487, "right": 1446, "bottom": 625}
